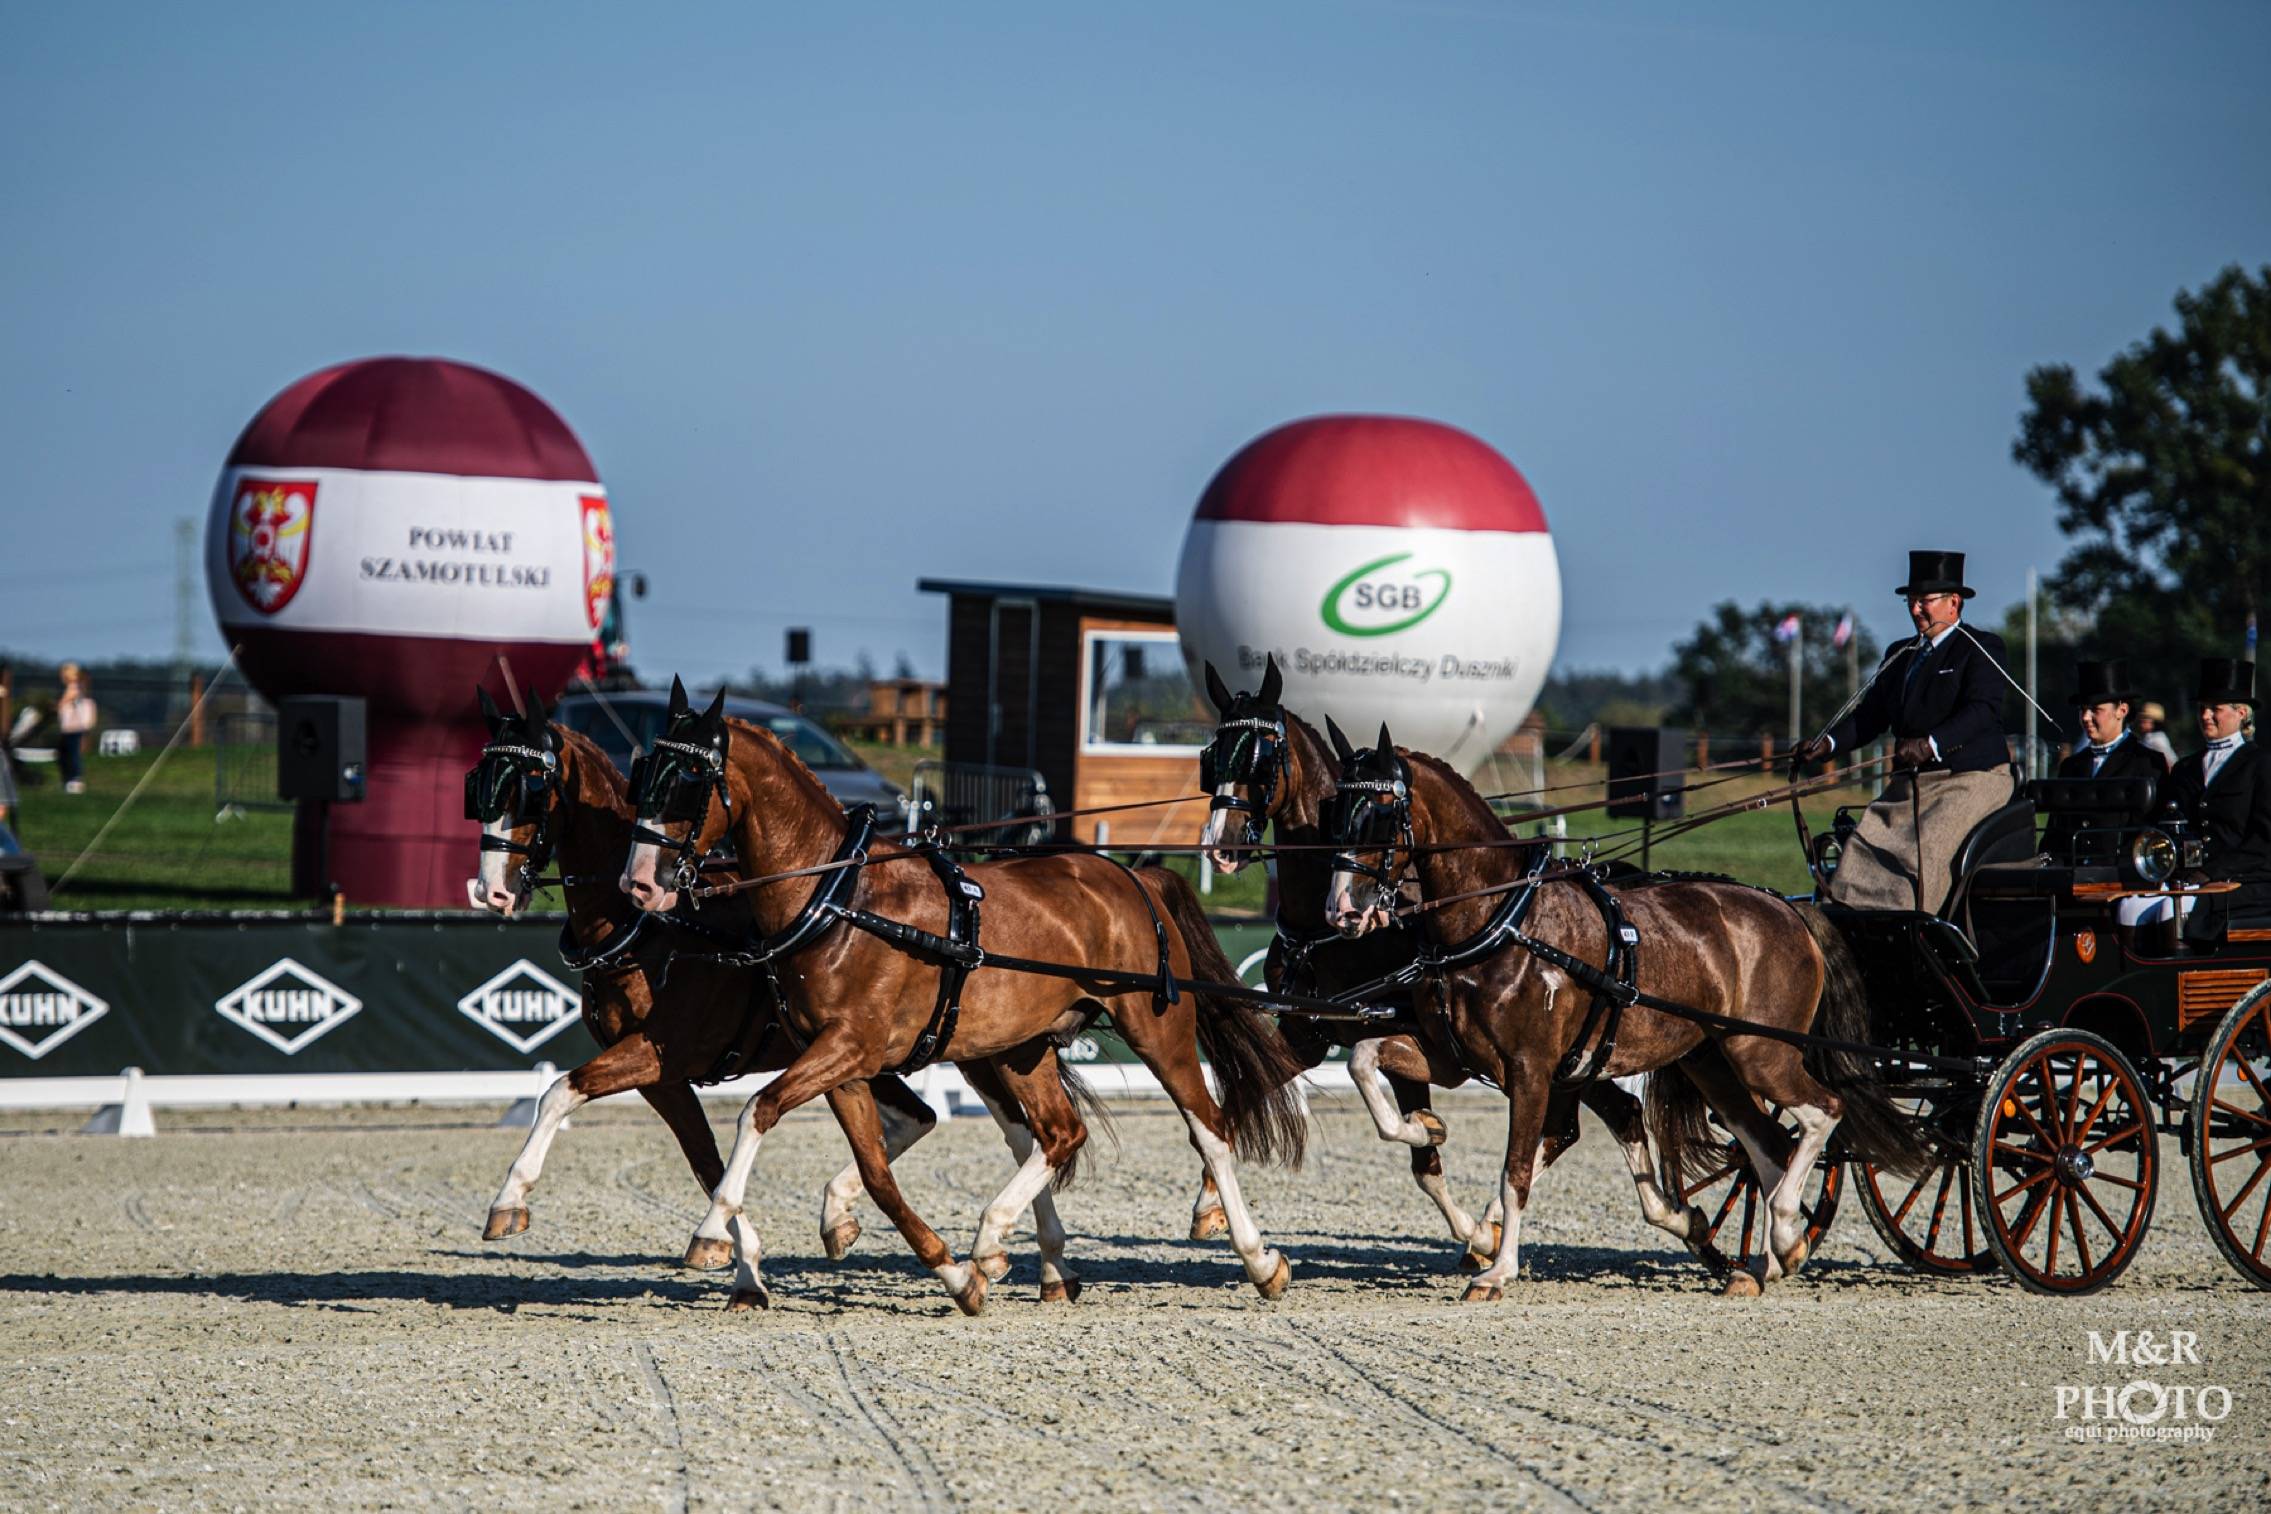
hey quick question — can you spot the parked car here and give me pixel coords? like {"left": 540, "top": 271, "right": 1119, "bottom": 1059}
{"left": 551, "top": 689, "right": 906, "bottom": 825}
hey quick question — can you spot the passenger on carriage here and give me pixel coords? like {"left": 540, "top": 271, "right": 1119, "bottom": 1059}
{"left": 2119, "top": 658, "right": 2271, "bottom": 953}
{"left": 1794, "top": 549, "right": 2014, "bottom": 914}
{"left": 2039, "top": 658, "right": 2168, "bottom": 859}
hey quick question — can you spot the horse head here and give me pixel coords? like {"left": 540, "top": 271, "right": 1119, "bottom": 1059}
{"left": 1197, "top": 654, "right": 1293, "bottom": 872}
{"left": 465, "top": 685, "right": 564, "bottom": 916}
{"left": 1323, "top": 718, "right": 1413, "bottom": 937}
{"left": 619, "top": 675, "right": 731, "bottom": 913}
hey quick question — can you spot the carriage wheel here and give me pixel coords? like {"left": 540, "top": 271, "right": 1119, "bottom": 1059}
{"left": 2187, "top": 983, "right": 2271, "bottom": 1290}
{"left": 1857, "top": 1091, "right": 1991, "bottom": 1275}
{"left": 1671, "top": 1104, "right": 1841, "bottom": 1278}
{"left": 1970, "top": 1029, "right": 2157, "bottom": 1295}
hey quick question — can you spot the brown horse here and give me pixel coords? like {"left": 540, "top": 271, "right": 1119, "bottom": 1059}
{"left": 1193, "top": 659, "right": 1658, "bottom": 1269}
{"left": 465, "top": 692, "right": 1075, "bottom": 1280}
{"left": 1322, "top": 721, "right": 1926, "bottom": 1298}
{"left": 620, "top": 680, "right": 1310, "bottom": 1314}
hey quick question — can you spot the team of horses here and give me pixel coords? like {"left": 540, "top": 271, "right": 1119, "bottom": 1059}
{"left": 465, "top": 664, "right": 1923, "bottom": 1312}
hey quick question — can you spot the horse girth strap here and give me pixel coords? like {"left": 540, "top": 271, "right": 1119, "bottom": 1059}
{"left": 828, "top": 846, "right": 986, "bottom": 1076}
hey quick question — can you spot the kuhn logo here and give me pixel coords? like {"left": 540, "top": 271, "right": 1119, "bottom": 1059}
{"left": 456, "top": 960, "right": 581, "bottom": 1054}
{"left": 0, "top": 960, "right": 110, "bottom": 1060}
{"left": 214, "top": 957, "right": 362, "bottom": 1054}
{"left": 1319, "top": 552, "right": 1452, "bottom": 637}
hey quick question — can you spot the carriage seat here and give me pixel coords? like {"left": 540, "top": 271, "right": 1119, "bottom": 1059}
{"left": 1937, "top": 796, "right": 2039, "bottom": 923}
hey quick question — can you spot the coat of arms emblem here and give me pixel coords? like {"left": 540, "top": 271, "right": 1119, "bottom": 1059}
{"left": 580, "top": 494, "right": 615, "bottom": 633}
{"left": 227, "top": 479, "right": 317, "bottom": 615}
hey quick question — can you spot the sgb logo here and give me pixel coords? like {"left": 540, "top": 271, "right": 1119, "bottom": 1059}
{"left": 1319, "top": 552, "right": 1453, "bottom": 637}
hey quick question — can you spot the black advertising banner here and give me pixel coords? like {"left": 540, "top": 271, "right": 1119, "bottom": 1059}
{"left": 0, "top": 916, "right": 1280, "bottom": 1078}
{"left": 0, "top": 915, "right": 603, "bottom": 1077}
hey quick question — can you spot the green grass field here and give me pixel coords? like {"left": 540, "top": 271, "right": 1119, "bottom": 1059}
{"left": 5, "top": 746, "right": 1871, "bottom": 914}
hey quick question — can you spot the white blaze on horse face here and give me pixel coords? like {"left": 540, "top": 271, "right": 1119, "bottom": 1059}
{"left": 1200, "top": 787, "right": 1247, "bottom": 873}
{"left": 621, "top": 837, "right": 677, "bottom": 912}
{"left": 473, "top": 817, "right": 525, "bottom": 916}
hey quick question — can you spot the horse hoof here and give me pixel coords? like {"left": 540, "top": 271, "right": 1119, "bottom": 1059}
{"left": 952, "top": 1270, "right": 989, "bottom": 1317}
{"left": 725, "top": 1285, "right": 770, "bottom": 1313}
{"left": 1040, "top": 1275, "right": 1083, "bottom": 1305}
{"left": 1778, "top": 1238, "right": 1810, "bottom": 1276}
{"left": 1721, "top": 1268, "right": 1764, "bottom": 1300}
{"left": 1455, "top": 1222, "right": 1502, "bottom": 1272}
{"left": 1413, "top": 1110, "right": 1449, "bottom": 1147}
{"left": 975, "top": 1251, "right": 1012, "bottom": 1283}
{"left": 482, "top": 1207, "right": 529, "bottom": 1241}
{"left": 1255, "top": 1252, "right": 1292, "bottom": 1302}
{"left": 1190, "top": 1207, "right": 1228, "bottom": 1242}
{"left": 1460, "top": 1280, "right": 1503, "bottom": 1304}
{"left": 821, "top": 1218, "right": 860, "bottom": 1262}
{"left": 683, "top": 1235, "right": 734, "bottom": 1271}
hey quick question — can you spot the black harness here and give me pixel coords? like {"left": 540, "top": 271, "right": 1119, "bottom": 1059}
{"left": 1201, "top": 713, "right": 1290, "bottom": 851}
{"left": 825, "top": 840, "right": 986, "bottom": 1074}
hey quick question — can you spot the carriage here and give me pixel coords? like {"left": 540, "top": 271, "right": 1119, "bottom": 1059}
{"left": 1781, "top": 770, "right": 2271, "bottom": 1295}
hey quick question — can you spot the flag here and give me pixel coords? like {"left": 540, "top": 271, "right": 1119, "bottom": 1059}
{"left": 1773, "top": 612, "right": 1802, "bottom": 644}
{"left": 1832, "top": 612, "right": 1854, "bottom": 649}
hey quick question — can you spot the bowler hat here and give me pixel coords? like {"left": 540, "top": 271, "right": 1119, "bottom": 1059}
{"left": 2197, "top": 658, "right": 2255, "bottom": 707}
{"left": 2068, "top": 659, "right": 2137, "bottom": 707}
{"left": 1895, "top": 549, "right": 1974, "bottom": 600}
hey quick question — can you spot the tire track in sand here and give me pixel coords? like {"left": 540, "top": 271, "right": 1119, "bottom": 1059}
{"left": 827, "top": 1330, "right": 955, "bottom": 1511}
{"left": 635, "top": 1341, "right": 691, "bottom": 1514}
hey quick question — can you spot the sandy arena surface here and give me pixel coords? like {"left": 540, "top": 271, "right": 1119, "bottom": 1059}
{"left": 1, "top": 1088, "right": 2265, "bottom": 1512}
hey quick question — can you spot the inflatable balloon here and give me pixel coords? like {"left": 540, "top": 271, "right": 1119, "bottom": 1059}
{"left": 1173, "top": 415, "right": 1560, "bottom": 773}
{"left": 207, "top": 357, "right": 614, "bottom": 906}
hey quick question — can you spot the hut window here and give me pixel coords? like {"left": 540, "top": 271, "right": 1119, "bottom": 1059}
{"left": 1082, "top": 631, "right": 1208, "bottom": 753}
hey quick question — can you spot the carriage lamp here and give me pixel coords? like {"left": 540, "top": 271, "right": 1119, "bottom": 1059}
{"left": 2124, "top": 828, "right": 2178, "bottom": 888}
{"left": 1812, "top": 833, "right": 1843, "bottom": 878}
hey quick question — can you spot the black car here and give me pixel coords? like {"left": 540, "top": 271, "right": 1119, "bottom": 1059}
{"left": 551, "top": 689, "right": 906, "bottom": 823}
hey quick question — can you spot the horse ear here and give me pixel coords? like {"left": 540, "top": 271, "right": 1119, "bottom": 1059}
{"left": 1203, "top": 661, "right": 1234, "bottom": 716}
{"left": 477, "top": 686, "right": 504, "bottom": 737}
{"left": 1377, "top": 722, "right": 1394, "bottom": 756}
{"left": 1258, "top": 655, "right": 1282, "bottom": 707}
{"left": 527, "top": 689, "right": 549, "bottom": 730}
{"left": 701, "top": 688, "right": 727, "bottom": 730}
{"left": 1326, "top": 715, "right": 1355, "bottom": 765}
{"left": 668, "top": 675, "right": 689, "bottom": 717}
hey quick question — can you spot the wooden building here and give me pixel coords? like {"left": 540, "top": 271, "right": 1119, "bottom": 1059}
{"left": 916, "top": 578, "right": 1210, "bottom": 845}
{"left": 836, "top": 678, "right": 947, "bottom": 747}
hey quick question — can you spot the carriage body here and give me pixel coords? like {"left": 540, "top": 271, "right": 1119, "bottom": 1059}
{"left": 1806, "top": 776, "right": 2271, "bottom": 1294}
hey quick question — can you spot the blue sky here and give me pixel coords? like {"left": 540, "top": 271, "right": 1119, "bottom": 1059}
{"left": 3, "top": 1, "right": 2265, "bottom": 683}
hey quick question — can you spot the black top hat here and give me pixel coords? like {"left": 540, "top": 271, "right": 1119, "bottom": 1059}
{"left": 2198, "top": 657, "right": 2255, "bottom": 707}
{"left": 1895, "top": 549, "right": 1974, "bottom": 600}
{"left": 2069, "top": 659, "right": 2137, "bottom": 707}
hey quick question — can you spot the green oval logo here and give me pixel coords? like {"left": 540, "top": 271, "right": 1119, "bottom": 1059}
{"left": 1320, "top": 552, "right": 1453, "bottom": 637}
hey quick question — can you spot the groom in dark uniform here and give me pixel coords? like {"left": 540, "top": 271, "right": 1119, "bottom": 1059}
{"left": 1796, "top": 549, "right": 2015, "bottom": 911}
{"left": 2040, "top": 658, "right": 2168, "bottom": 859}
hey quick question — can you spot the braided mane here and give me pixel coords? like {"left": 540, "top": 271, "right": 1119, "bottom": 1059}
{"left": 726, "top": 714, "right": 844, "bottom": 817}
{"left": 1401, "top": 749, "right": 1511, "bottom": 840}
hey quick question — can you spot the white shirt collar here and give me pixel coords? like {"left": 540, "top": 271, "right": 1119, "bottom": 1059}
{"left": 2207, "top": 735, "right": 2243, "bottom": 751}
{"left": 2089, "top": 731, "right": 2128, "bottom": 755}
{"left": 1922, "top": 623, "right": 1960, "bottom": 651}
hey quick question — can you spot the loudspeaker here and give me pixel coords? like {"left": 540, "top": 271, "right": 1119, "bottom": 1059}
{"left": 1606, "top": 725, "right": 1687, "bottom": 820}
{"left": 277, "top": 696, "right": 367, "bottom": 803}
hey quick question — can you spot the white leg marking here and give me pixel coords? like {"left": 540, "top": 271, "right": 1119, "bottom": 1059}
{"left": 697, "top": 1093, "right": 768, "bottom": 1264}
{"left": 1609, "top": 1114, "right": 1698, "bottom": 1239}
{"left": 1181, "top": 1110, "right": 1284, "bottom": 1288}
{"left": 488, "top": 1074, "right": 586, "bottom": 1216}
{"left": 818, "top": 1095, "right": 930, "bottom": 1242}
{"left": 1469, "top": 1140, "right": 1548, "bottom": 1291}
{"left": 1348, "top": 1040, "right": 1435, "bottom": 1147}
{"left": 1761, "top": 1101, "right": 1838, "bottom": 1278}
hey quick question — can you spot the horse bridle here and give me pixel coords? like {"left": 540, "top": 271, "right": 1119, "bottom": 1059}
{"left": 1326, "top": 767, "right": 1416, "bottom": 917}
{"left": 627, "top": 735, "right": 733, "bottom": 895}
{"left": 466, "top": 740, "right": 561, "bottom": 897}
{"left": 1201, "top": 713, "right": 1290, "bottom": 849}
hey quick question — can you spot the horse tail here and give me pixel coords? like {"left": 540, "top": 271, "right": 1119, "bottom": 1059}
{"left": 1149, "top": 866, "right": 1311, "bottom": 1170}
{"left": 1645, "top": 1056, "right": 1725, "bottom": 1191}
{"left": 1049, "top": 1051, "right": 1117, "bottom": 1192}
{"left": 1795, "top": 901, "right": 1932, "bottom": 1177}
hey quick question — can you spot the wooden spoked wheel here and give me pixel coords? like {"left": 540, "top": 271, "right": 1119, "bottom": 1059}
{"left": 1971, "top": 1029, "right": 2158, "bottom": 1295}
{"left": 1672, "top": 1105, "right": 1841, "bottom": 1277}
{"left": 1857, "top": 1089, "right": 1991, "bottom": 1275}
{"left": 2188, "top": 982, "right": 2271, "bottom": 1290}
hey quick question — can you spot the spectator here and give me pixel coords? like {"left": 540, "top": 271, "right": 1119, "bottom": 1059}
{"left": 2136, "top": 701, "right": 2180, "bottom": 766}
{"left": 56, "top": 663, "right": 96, "bottom": 795}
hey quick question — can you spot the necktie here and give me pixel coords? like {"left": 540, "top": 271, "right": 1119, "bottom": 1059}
{"left": 1902, "top": 636, "right": 1934, "bottom": 697}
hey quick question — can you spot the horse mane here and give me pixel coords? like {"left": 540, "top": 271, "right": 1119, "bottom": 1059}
{"left": 724, "top": 714, "right": 844, "bottom": 818}
{"left": 1402, "top": 749, "right": 1512, "bottom": 840}
{"left": 550, "top": 723, "right": 629, "bottom": 810}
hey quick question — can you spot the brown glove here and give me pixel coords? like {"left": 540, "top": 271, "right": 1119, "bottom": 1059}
{"left": 1892, "top": 735, "right": 1935, "bottom": 769}
{"left": 1793, "top": 737, "right": 1832, "bottom": 765}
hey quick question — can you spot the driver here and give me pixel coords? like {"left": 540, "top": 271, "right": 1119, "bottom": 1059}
{"left": 1795, "top": 549, "right": 2014, "bottom": 912}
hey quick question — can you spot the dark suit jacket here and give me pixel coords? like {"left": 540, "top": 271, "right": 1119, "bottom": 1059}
{"left": 1828, "top": 626, "right": 2011, "bottom": 775}
{"left": 2039, "top": 735, "right": 2168, "bottom": 858}
{"left": 2168, "top": 742, "right": 2271, "bottom": 885}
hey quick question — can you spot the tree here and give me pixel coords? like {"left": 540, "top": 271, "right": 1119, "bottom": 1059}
{"left": 2014, "top": 264, "right": 2271, "bottom": 717}
{"left": 1667, "top": 602, "right": 1879, "bottom": 741}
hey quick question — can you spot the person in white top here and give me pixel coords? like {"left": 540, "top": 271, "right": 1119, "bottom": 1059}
{"left": 2135, "top": 701, "right": 2180, "bottom": 766}
{"left": 2119, "top": 658, "right": 2270, "bottom": 953}
{"left": 54, "top": 662, "right": 97, "bottom": 796}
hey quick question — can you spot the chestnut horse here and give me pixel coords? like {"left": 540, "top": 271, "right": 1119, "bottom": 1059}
{"left": 621, "top": 682, "right": 1310, "bottom": 1314}
{"left": 1323, "top": 722, "right": 1926, "bottom": 1298}
{"left": 466, "top": 692, "right": 1085, "bottom": 1280}
{"left": 1194, "top": 659, "right": 1665, "bottom": 1270}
